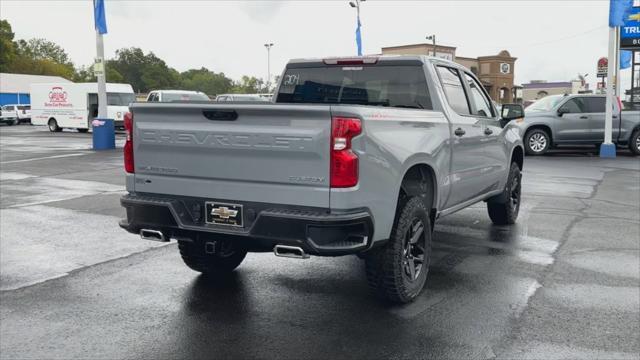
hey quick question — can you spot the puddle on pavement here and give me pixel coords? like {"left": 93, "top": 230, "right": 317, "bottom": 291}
{"left": 0, "top": 172, "right": 37, "bottom": 181}
{"left": 565, "top": 250, "right": 640, "bottom": 279}
{"left": 434, "top": 224, "right": 559, "bottom": 267}
{"left": 1, "top": 177, "right": 124, "bottom": 208}
{"left": 544, "top": 283, "right": 639, "bottom": 311}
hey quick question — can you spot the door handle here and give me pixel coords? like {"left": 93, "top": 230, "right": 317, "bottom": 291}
{"left": 484, "top": 128, "right": 493, "bottom": 135}
{"left": 454, "top": 128, "right": 466, "bottom": 137}
{"left": 579, "top": 115, "right": 589, "bottom": 119}
{"left": 202, "top": 110, "right": 238, "bottom": 121}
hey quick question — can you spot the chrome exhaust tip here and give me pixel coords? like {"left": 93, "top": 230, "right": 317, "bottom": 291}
{"left": 139, "top": 229, "right": 168, "bottom": 242}
{"left": 273, "top": 245, "right": 309, "bottom": 259}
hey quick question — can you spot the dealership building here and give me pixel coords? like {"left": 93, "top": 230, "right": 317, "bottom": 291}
{"left": 521, "top": 80, "right": 590, "bottom": 102}
{"left": 381, "top": 43, "right": 518, "bottom": 103}
{"left": 0, "top": 73, "right": 71, "bottom": 106}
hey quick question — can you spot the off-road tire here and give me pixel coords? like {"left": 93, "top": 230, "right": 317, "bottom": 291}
{"left": 178, "top": 240, "right": 247, "bottom": 277}
{"left": 524, "top": 128, "right": 550, "bottom": 155}
{"left": 487, "top": 162, "right": 522, "bottom": 225}
{"left": 48, "top": 119, "right": 62, "bottom": 132}
{"left": 629, "top": 129, "right": 640, "bottom": 156}
{"left": 365, "top": 196, "right": 432, "bottom": 304}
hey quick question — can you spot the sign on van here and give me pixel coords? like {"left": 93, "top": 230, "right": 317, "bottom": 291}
{"left": 45, "top": 87, "right": 73, "bottom": 108}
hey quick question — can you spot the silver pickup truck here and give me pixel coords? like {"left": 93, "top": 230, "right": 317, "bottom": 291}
{"left": 119, "top": 56, "right": 525, "bottom": 303}
{"left": 520, "top": 94, "right": 640, "bottom": 155}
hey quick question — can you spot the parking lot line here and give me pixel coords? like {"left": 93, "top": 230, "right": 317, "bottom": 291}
{"left": 0, "top": 153, "right": 88, "bottom": 165}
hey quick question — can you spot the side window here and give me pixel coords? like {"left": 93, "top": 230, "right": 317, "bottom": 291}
{"left": 584, "top": 97, "right": 606, "bottom": 113}
{"left": 436, "top": 66, "right": 471, "bottom": 115}
{"left": 464, "top": 72, "right": 494, "bottom": 117}
{"left": 148, "top": 93, "right": 157, "bottom": 102}
{"left": 559, "top": 98, "right": 587, "bottom": 113}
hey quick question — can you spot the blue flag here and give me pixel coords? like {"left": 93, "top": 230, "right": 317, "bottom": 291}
{"left": 620, "top": 50, "right": 632, "bottom": 69}
{"left": 355, "top": 17, "right": 362, "bottom": 56}
{"left": 94, "top": 0, "right": 108, "bottom": 34}
{"left": 609, "top": 0, "right": 633, "bottom": 27}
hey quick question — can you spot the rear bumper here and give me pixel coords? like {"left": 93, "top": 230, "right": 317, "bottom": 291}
{"left": 119, "top": 193, "right": 374, "bottom": 256}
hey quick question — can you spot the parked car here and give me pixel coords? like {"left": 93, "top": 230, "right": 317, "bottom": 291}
{"left": 215, "top": 94, "right": 269, "bottom": 102}
{"left": 0, "top": 104, "right": 31, "bottom": 123}
{"left": 30, "top": 83, "right": 135, "bottom": 132}
{"left": 146, "top": 90, "right": 210, "bottom": 102}
{"left": 520, "top": 94, "right": 640, "bottom": 155}
{"left": 0, "top": 107, "right": 17, "bottom": 126}
{"left": 0, "top": 104, "right": 31, "bottom": 125}
{"left": 0, "top": 108, "right": 15, "bottom": 126}
{"left": 119, "top": 55, "right": 525, "bottom": 303}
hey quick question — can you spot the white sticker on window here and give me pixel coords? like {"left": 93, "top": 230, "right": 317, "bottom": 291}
{"left": 283, "top": 74, "right": 299, "bottom": 86}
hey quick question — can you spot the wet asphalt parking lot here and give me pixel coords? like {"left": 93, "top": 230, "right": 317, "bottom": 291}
{"left": 0, "top": 124, "right": 638, "bottom": 360}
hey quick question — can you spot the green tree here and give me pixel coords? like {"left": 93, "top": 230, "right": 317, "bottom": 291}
{"left": 231, "top": 75, "right": 266, "bottom": 94}
{"left": 15, "top": 38, "right": 73, "bottom": 66}
{"left": 9, "top": 57, "right": 75, "bottom": 79}
{"left": 73, "top": 65, "right": 124, "bottom": 83}
{"left": 109, "top": 47, "right": 179, "bottom": 92}
{"left": 0, "top": 20, "right": 16, "bottom": 72}
{"left": 73, "top": 66, "right": 96, "bottom": 82}
{"left": 180, "top": 67, "right": 233, "bottom": 96}
{"left": 4, "top": 34, "right": 75, "bottom": 79}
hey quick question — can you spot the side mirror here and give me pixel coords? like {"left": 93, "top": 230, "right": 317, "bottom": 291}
{"left": 500, "top": 103, "right": 524, "bottom": 127}
{"left": 557, "top": 108, "right": 567, "bottom": 117}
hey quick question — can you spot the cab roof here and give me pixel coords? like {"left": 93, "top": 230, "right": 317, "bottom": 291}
{"left": 286, "top": 55, "right": 447, "bottom": 68}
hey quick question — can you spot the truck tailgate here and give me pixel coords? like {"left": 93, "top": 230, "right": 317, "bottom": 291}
{"left": 130, "top": 103, "right": 332, "bottom": 207}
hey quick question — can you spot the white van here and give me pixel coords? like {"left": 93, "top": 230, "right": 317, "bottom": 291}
{"left": 30, "top": 83, "right": 135, "bottom": 132}
{"left": 146, "top": 90, "right": 210, "bottom": 102}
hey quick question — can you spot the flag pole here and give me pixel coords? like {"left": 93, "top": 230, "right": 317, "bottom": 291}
{"left": 600, "top": 25, "right": 617, "bottom": 158}
{"left": 95, "top": 29, "right": 107, "bottom": 120}
{"left": 615, "top": 26, "right": 621, "bottom": 98}
{"left": 92, "top": 0, "right": 114, "bottom": 150}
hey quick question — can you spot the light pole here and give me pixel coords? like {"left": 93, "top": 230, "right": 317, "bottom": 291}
{"left": 425, "top": 34, "right": 436, "bottom": 58}
{"left": 264, "top": 43, "right": 274, "bottom": 92}
{"left": 349, "top": 0, "right": 365, "bottom": 56}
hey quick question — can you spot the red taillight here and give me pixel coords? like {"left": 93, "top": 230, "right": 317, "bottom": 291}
{"left": 330, "top": 117, "right": 362, "bottom": 188}
{"left": 124, "top": 112, "right": 134, "bottom": 173}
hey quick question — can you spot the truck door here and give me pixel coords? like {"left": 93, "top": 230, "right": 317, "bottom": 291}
{"left": 435, "top": 66, "right": 490, "bottom": 207}
{"left": 584, "top": 96, "right": 620, "bottom": 142}
{"left": 462, "top": 72, "right": 507, "bottom": 191}
{"left": 556, "top": 97, "right": 591, "bottom": 142}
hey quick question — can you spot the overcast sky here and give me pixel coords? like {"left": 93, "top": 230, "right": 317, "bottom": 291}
{"left": 0, "top": 0, "right": 631, "bottom": 90}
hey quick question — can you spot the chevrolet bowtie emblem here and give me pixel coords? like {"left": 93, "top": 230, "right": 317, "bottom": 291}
{"left": 211, "top": 206, "right": 238, "bottom": 219}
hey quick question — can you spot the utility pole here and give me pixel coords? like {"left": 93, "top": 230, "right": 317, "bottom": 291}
{"left": 264, "top": 43, "right": 274, "bottom": 92}
{"left": 91, "top": 0, "right": 114, "bottom": 150}
{"left": 426, "top": 34, "right": 436, "bottom": 58}
{"left": 95, "top": 30, "right": 107, "bottom": 119}
{"left": 601, "top": 25, "right": 617, "bottom": 158}
{"left": 94, "top": 0, "right": 107, "bottom": 119}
